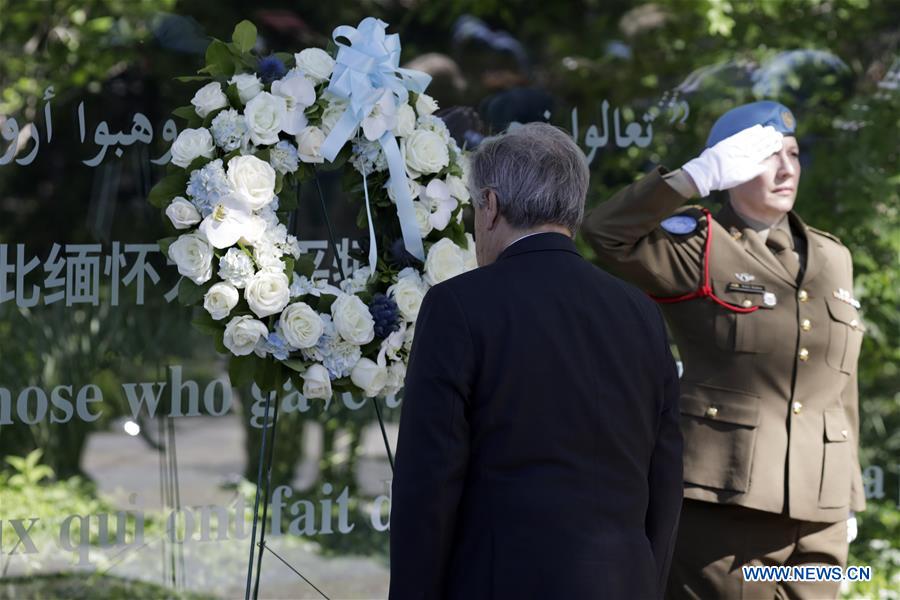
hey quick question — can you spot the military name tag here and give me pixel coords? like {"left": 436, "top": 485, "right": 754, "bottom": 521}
{"left": 727, "top": 282, "right": 766, "bottom": 294}
{"left": 833, "top": 288, "right": 861, "bottom": 309}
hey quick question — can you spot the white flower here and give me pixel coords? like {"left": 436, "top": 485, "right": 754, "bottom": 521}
{"left": 445, "top": 174, "right": 470, "bottom": 204}
{"left": 417, "top": 115, "right": 451, "bottom": 143}
{"left": 296, "top": 126, "right": 325, "bottom": 163}
{"left": 223, "top": 315, "right": 269, "bottom": 356}
{"left": 218, "top": 247, "right": 256, "bottom": 288}
{"left": 294, "top": 48, "right": 335, "bottom": 84}
{"left": 171, "top": 128, "right": 215, "bottom": 168}
{"left": 302, "top": 364, "right": 333, "bottom": 399}
{"left": 245, "top": 270, "right": 290, "bottom": 318}
{"left": 168, "top": 233, "right": 213, "bottom": 284}
{"left": 271, "top": 71, "right": 315, "bottom": 135}
{"left": 339, "top": 266, "right": 372, "bottom": 295}
{"left": 165, "top": 197, "right": 202, "bottom": 229}
{"left": 244, "top": 92, "right": 287, "bottom": 146}
{"left": 382, "top": 361, "right": 406, "bottom": 397}
{"left": 198, "top": 202, "right": 266, "bottom": 249}
{"left": 404, "top": 129, "right": 450, "bottom": 175}
{"left": 415, "top": 93, "right": 439, "bottom": 117}
{"left": 280, "top": 302, "right": 325, "bottom": 349}
{"left": 362, "top": 90, "right": 398, "bottom": 141}
{"left": 412, "top": 200, "right": 434, "bottom": 238}
{"left": 386, "top": 175, "right": 423, "bottom": 204}
{"left": 253, "top": 240, "right": 284, "bottom": 271}
{"left": 350, "top": 357, "right": 388, "bottom": 397}
{"left": 424, "top": 238, "right": 467, "bottom": 285}
{"left": 226, "top": 155, "right": 277, "bottom": 212}
{"left": 191, "top": 82, "right": 229, "bottom": 118}
{"left": 464, "top": 232, "right": 478, "bottom": 271}
{"left": 421, "top": 178, "right": 458, "bottom": 231}
{"left": 204, "top": 282, "right": 239, "bottom": 320}
{"left": 394, "top": 103, "right": 416, "bottom": 137}
{"left": 388, "top": 269, "right": 427, "bottom": 322}
{"left": 381, "top": 322, "right": 407, "bottom": 361}
{"left": 229, "top": 73, "right": 264, "bottom": 104}
{"left": 403, "top": 322, "right": 416, "bottom": 352}
{"left": 331, "top": 294, "right": 375, "bottom": 345}
{"left": 210, "top": 109, "right": 248, "bottom": 152}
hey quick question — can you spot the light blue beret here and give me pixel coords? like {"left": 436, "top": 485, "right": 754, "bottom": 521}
{"left": 706, "top": 100, "right": 796, "bottom": 148}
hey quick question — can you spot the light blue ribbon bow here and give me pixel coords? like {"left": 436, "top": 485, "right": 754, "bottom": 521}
{"left": 320, "top": 17, "right": 431, "bottom": 264}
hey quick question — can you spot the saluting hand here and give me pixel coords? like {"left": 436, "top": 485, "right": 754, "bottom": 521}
{"left": 681, "top": 124, "right": 784, "bottom": 197}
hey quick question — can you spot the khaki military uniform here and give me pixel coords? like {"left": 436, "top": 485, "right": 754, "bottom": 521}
{"left": 582, "top": 168, "right": 865, "bottom": 599}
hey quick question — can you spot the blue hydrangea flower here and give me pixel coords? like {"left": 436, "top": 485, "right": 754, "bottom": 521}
{"left": 270, "top": 140, "right": 299, "bottom": 174}
{"left": 186, "top": 159, "right": 230, "bottom": 217}
{"left": 257, "top": 330, "right": 290, "bottom": 361}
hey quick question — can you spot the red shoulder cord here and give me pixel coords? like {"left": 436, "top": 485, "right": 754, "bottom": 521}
{"left": 649, "top": 208, "right": 759, "bottom": 314}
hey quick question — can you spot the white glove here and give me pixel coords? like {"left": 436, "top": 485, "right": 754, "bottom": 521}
{"left": 847, "top": 512, "right": 858, "bottom": 544}
{"left": 681, "top": 124, "right": 784, "bottom": 197}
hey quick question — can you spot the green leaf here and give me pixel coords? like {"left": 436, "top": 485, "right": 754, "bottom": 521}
{"left": 254, "top": 357, "right": 283, "bottom": 394}
{"left": 274, "top": 52, "right": 294, "bottom": 67}
{"left": 191, "top": 311, "right": 225, "bottom": 336}
{"left": 225, "top": 83, "right": 242, "bottom": 108}
{"left": 282, "top": 359, "right": 308, "bottom": 373}
{"left": 148, "top": 172, "right": 189, "bottom": 209}
{"left": 283, "top": 257, "right": 295, "bottom": 284}
{"left": 229, "top": 355, "right": 257, "bottom": 388}
{"left": 202, "top": 39, "right": 235, "bottom": 78}
{"left": 176, "top": 75, "right": 214, "bottom": 83}
{"left": 316, "top": 293, "right": 337, "bottom": 315}
{"left": 178, "top": 277, "right": 211, "bottom": 306}
{"left": 157, "top": 236, "right": 178, "bottom": 256}
{"left": 295, "top": 253, "right": 316, "bottom": 278}
{"left": 233, "top": 20, "right": 258, "bottom": 54}
{"left": 172, "top": 105, "right": 198, "bottom": 121}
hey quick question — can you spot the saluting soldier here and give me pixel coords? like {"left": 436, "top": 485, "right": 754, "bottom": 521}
{"left": 581, "top": 101, "right": 866, "bottom": 599}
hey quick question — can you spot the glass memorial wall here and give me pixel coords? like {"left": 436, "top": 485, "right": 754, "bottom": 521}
{"left": 0, "top": 0, "right": 898, "bottom": 597}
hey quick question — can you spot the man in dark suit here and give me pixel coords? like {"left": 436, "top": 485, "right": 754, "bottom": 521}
{"left": 389, "top": 122, "right": 683, "bottom": 600}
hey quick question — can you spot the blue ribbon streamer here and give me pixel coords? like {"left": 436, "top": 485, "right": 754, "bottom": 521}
{"left": 319, "top": 17, "right": 429, "bottom": 261}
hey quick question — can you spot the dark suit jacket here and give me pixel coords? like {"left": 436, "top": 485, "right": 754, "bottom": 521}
{"left": 389, "top": 232, "right": 683, "bottom": 600}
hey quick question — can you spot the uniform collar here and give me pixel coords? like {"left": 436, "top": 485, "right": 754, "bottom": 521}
{"left": 496, "top": 231, "right": 581, "bottom": 262}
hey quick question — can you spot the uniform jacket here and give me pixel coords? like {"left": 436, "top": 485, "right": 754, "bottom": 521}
{"left": 389, "top": 232, "right": 683, "bottom": 599}
{"left": 581, "top": 167, "right": 866, "bottom": 523}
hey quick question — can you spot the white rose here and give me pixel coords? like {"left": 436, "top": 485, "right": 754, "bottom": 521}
{"left": 170, "top": 128, "right": 215, "bottom": 168}
{"left": 415, "top": 93, "right": 439, "bottom": 117}
{"left": 413, "top": 200, "right": 434, "bottom": 238}
{"left": 388, "top": 273, "right": 426, "bottom": 322}
{"left": 168, "top": 232, "right": 213, "bottom": 284}
{"left": 382, "top": 361, "right": 407, "bottom": 397}
{"left": 226, "top": 155, "right": 276, "bottom": 212}
{"left": 386, "top": 176, "right": 422, "bottom": 204}
{"left": 331, "top": 294, "right": 375, "bottom": 345}
{"left": 445, "top": 175, "right": 470, "bottom": 203}
{"left": 302, "top": 364, "right": 333, "bottom": 399}
{"left": 191, "top": 82, "right": 229, "bottom": 118}
{"left": 464, "top": 232, "right": 478, "bottom": 271}
{"left": 294, "top": 48, "right": 335, "bottom": 84}
{"left": 321, "top": 100, "right": 355, "bottom": 137}
{"left": 229, "top": 73, "right": 264, "bottom": 104}
{"left": 394, "top": 103, "right": 416, "bottom": 137}
{"left": 244, "top": 91, "right": 287, "bottom": 146}
{"left": 296, "top": 126, "right": 325, "bottom": 163}
{"left": 280, "top": 302, "right": 325, "bottom": 349}
{"left": 204, "top": 282, "right": 239, "bottom": 320}
{"left": 350, "top": 357, "right": 388, "bottom": 398}
{"left": 165, "top": 197, "right": 202, "bottom": 229}
{"left": 424, "top": 238, "right": 466, "bottom": 285}
{"left": 404, "top": 129, "right": 450, "bottom": 175}
{"left": 223, "top": 315, "right": 269, "bottom": 356}
{"left": 244, "top": 270, "right": 290, "bottom": 318}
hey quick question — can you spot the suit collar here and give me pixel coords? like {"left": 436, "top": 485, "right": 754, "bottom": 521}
{"left": 497, "top": 231, "right": 581, "bottom": 261}
{"left": 714, "top": 201, "right": 827, "bottom": 287}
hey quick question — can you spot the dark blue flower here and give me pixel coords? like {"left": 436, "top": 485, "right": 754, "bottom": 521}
{"left": 370, "top": 293, "right": 401, "bottom": 339}
{"left": 258, "top": 56, "right": 287, "bottom": 84}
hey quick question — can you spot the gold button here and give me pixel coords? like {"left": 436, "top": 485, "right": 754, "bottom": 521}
{"left": 850, "top": 319, "right": 859, "bottom": 329}
{"left": 798, "top": 290, "right": 808, "bottom": 302}
{"left": 741, "top": 299, "right": 753, "bottom": 308}
{"left": 799, "top": 348, "right": 809, "bottom": 361}
{"left": 792, "top": 401, "right": 803, "bottom": 414}
{"left": 801, "top": 319, "right": 811, "bottom": 331}
{"left": 705, "top": 406, "right": 719, "bottom": 419}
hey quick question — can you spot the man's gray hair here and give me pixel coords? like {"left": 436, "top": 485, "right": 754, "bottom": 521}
{"left": 468, "top": 122, "right": 589, "bottom": 233}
